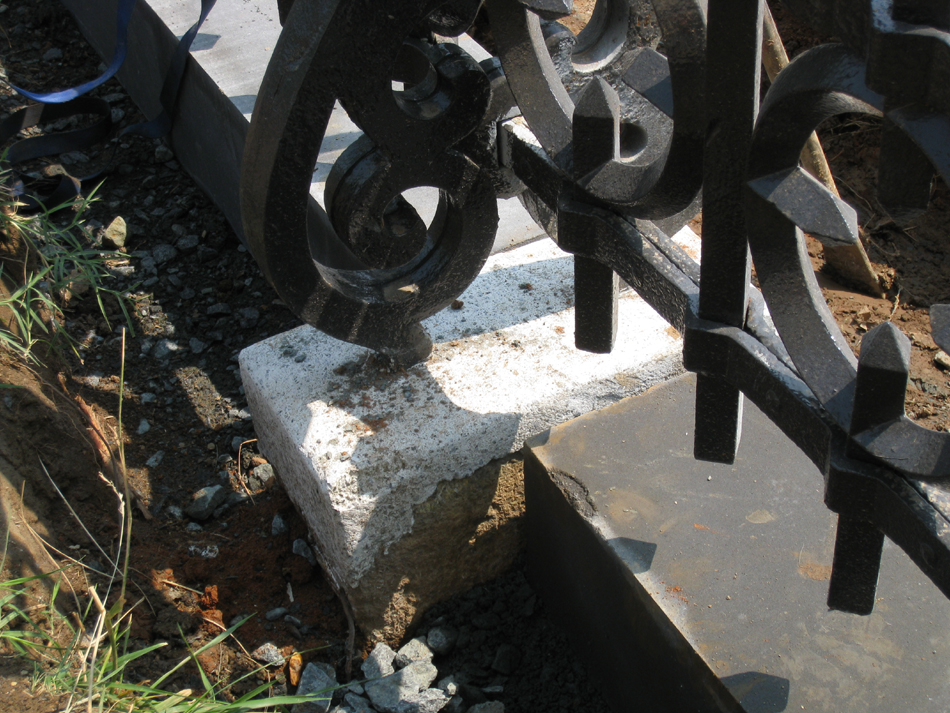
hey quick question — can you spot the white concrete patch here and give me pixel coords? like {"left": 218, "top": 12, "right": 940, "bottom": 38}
{"left": 240, "top": 237, "right": 694, "bottom": 593}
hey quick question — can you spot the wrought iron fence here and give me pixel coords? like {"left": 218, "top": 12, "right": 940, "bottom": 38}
{"left": 240, "top": 0, "right": 950, "bottom": 615}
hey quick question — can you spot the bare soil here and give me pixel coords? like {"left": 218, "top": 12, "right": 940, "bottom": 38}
{"left": 0, "top": 0, "right": 345, "bottom": 706}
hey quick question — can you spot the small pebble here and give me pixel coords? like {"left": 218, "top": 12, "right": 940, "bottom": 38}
{"left": 154, "top": 144, "right": 174, "bottom": 162}
{"left": 427, "top": 626, "right": 457, "bottom": 655}
{"left": 102, "top": 216, "right": 127, "bottom": 249}
{"left": 207, "top": 303, "right": 232, "bottom": 316}
{"left": 265, "top": 607, "right": 288, "bottom": 621}
{"left": 250, "top": 642, "right": 284, "bottom": 666}
{"left": 271, "top": 513, "right": 288, "bottom": 536}
{"left": 293, "top": 539, "right": 317, "bottom": 567}
{"left": 146, "top": 451, "right": 164, "bottom": 468}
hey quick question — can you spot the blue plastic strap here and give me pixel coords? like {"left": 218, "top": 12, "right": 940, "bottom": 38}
{"left": 12, "top": 0, "right": 139, "bottom": 104}
{"left": 122, "top": 0, "right": 218, "bottom": 138}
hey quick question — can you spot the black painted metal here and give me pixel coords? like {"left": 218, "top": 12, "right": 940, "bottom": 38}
{"left": 242, "top": 0, "right": 950, "bottom": 616}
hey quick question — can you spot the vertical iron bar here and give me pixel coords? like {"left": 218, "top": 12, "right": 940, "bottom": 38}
{"left": 827, "top": 515, "right": 885, "bottom": 615}
{"left": 572, "top": 77, "right": 620, "bottom": 353}
{"left": 695, "top": 0, "right": 764, "bottom": 463}
{"left": 575, "top": 259, "right": 620, "bottom": 353}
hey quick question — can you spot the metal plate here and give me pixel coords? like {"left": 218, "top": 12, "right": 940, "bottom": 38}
{"left": 526, "top": 373, "right": 950, "bottom": 713}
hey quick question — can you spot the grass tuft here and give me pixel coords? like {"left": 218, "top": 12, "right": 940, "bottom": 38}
{"left": 0, "top": 167, "right": 134, "bottom": 365}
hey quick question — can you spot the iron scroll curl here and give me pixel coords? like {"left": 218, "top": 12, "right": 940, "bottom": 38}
{"left": 240, "top": 0, "right": 499, "bottom": 366}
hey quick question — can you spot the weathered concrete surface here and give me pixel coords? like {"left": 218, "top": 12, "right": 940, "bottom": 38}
{"left": 240, "top": 236, "right": 694, "bottom": 638}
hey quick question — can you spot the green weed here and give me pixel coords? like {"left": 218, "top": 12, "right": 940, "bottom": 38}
{"left": 0, "top": 174, "right": 134, "bottom": 365}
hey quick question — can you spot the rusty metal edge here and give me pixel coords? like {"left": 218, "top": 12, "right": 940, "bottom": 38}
{"left": 522, "top": 440, "right": 742, "bottom": 713}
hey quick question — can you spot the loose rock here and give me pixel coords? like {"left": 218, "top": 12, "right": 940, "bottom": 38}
{"left": 102, "top": 216, "right": 127, "bottom": 248}
{"left": 207, "top": 303, "right": 232, "bottom": 316}
{"left": 151, "top": 243, "right": 178, "bottom": 265}
{"left": 250, "top": 642, "right": 284, "bottom": 666}
{"left": 394, "top": 637, "right": 433, "bottom": 669}
{"left": 248, "top": 463, "right": 276, "bottom": 490}
{"left": 238, "top": 307, "right": 260, "bottom": 328}
{"left": 146, "top": 451, "right": 165, "bottom": 468}
{"left": 292, "top": 662, "right": 337, "bottom": 713}
{"left": 342, "top": 692, "right": 375, "bottom": 713}
{"left": 176, "top": 234, "right": 200, "bottom": 253}
{"left": 155, "top": 144, "right": 174, "bottom": 162}
{"left": 363, "top": 661, "right": 439, "bottom": 713}
{"left": 186, "top": 485, "right": 228, "bottom": 521}
{"left": 490, "top": 644, "right": 520, "bottom": 675}
{"left": 396, "top": 688, "right": 450, "bottom": 713}
{"left": 293, "top": 538, "right": 318, "bottom": 567}
{"left": 468, "top": 703, "right": 504, "bottom": 713}
{"left": 362, "top": 642, "right": 396, "bottom": 679}
{"left": 426, "top": 627, "right": 457, "bottom": 656}
{"left": 151, "top": 339, "right": 180, "bottom": 359}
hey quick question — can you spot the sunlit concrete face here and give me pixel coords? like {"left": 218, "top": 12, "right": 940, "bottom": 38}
{"left": 239, "top": 233, "right": 696, "bottom": 638}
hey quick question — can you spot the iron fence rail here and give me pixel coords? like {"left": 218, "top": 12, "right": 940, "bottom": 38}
{"left": 240, "top": 0, "right": 950, "bottom": 614}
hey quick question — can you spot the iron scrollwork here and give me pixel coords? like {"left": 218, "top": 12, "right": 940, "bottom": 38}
{"left": 241, "top": 0, "right": 950, "bottom": 615}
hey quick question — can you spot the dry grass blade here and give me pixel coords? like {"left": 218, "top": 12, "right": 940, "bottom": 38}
{"left": 38, "top": 457, "right": 119, "bottom": 579}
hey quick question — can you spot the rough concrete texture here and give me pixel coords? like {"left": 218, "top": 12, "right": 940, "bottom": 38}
{"left": 239, "top": 237, "right": 691, "bottom": 638}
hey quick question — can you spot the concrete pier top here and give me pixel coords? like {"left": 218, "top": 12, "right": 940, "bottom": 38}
{"left": 240, "top": 234, "right": 693, "bottom": 635}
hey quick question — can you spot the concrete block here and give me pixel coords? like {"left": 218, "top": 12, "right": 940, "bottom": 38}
{"left": 239, "top": 237, "right": 691, "bottom": 639}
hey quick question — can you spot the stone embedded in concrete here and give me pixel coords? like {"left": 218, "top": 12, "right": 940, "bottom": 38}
{"left": 239, "top": 236, "right": 694, "bottom": 639}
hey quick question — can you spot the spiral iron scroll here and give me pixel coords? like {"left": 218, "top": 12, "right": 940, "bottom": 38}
{"left": 242, "top": 0, "right": 950, "bottom": 614}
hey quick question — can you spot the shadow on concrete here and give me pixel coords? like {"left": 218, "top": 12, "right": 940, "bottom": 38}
{"left": 722, "top": 671, "right": 791, "bottom": 713}
{"left": 187, "top": 32, "right": 220, "bottom": 52}
{"left": 229, "top": 94, "right": 257, "bottom": 115}
{"left": 609, "top": 537, "right": 657, "bottom": 574}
